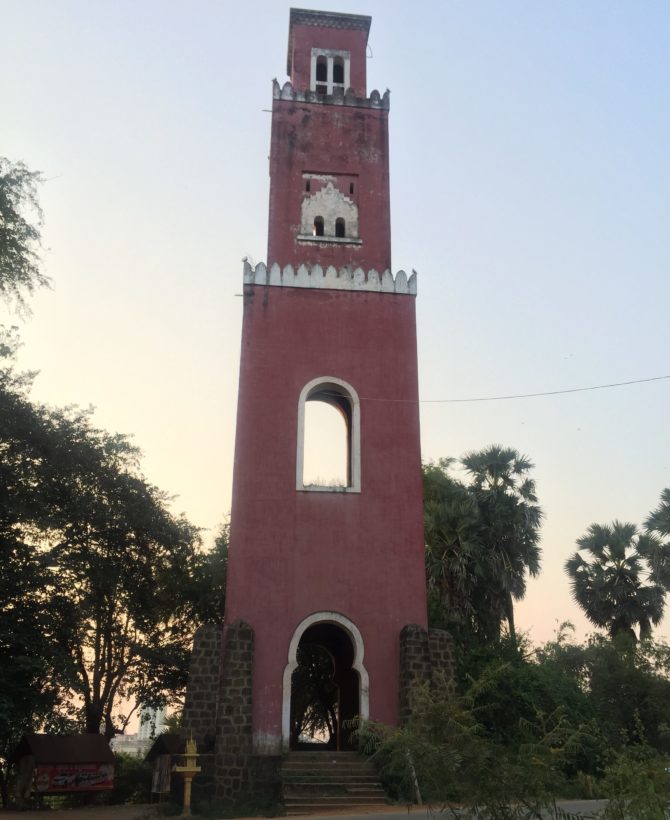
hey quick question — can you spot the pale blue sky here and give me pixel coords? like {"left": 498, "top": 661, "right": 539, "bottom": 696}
{"left": 3, "top": 0, "right": 669, "bottom": 643}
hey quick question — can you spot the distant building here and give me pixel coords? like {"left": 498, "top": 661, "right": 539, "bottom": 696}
{"left": 138, "top": 705, "right": 167, "bottom": 741}
{"left": 109, "top": 705, "right": 167, "bottom": 756}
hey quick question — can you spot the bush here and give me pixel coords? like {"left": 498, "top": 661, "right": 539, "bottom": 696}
{"left": 354, "top": 673, "right": 592, "bottom": 819}
{"left": 109, "top": 752, "right": 152, "bottom": 804}
{"left": 600, "top": 743, "right": 670, "bottom": 820}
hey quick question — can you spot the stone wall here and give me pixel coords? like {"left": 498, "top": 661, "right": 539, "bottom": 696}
{"left": 428, "top": 627, "right": 456, "bottom": 685}
{"left": 182, "top": 623, "right": 222, "bottom": 750}
{"left": 215, "top": 620, "right": 255, "bottom": 800}
{"left": 398, "top": 624, "right": 456, "bottom": 722}
{"left": 398, "top": 624, "right": 431, "bottom": 722}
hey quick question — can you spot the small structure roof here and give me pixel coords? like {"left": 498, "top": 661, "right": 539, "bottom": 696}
{"left": 11, "top": 734, "right": 115, "bottom": 765}
{"left": 287, "top": 8, "right": 372, "bottom": 75}
{"left": 144, "top": 733, "right": 184, "bottom": 763}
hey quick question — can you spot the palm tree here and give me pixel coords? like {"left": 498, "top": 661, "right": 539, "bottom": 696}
{"left": 461, "top": 445, "right": 543, "bottom": 640}
{"left": 644, "top": 489, "right": 670, "bottom": 588}
{"left": 565, "top": 521, "right": 665, "bottom": 641}
{"left": 423, "top": 459, "right": 485, "bottom": 636}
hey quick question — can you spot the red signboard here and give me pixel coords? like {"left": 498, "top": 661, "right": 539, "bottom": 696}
{"left": 34, "top": 763, "right": 114, "bottom": 792}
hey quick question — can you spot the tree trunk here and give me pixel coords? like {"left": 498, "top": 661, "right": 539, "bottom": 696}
{"left": 0, "top": 765, "right": 8, "bottom": 809}
{"left": 85, "top": 704, "right": 103, "bottom": 734}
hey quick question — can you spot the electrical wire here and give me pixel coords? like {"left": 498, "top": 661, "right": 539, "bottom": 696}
{"left": 352, "top": 374, "right": 670, "bottom": 404}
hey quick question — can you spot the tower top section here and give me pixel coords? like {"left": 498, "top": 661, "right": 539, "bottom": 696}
{"left": 287, "top": 7, "right": 372, "bottom": 97}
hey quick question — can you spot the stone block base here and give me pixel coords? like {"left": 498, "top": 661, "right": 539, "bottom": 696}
{"left": 399, "top": 623, "right": 456, "bottom": 722}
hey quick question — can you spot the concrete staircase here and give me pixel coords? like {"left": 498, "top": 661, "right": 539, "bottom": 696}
{"left": 281, "top": 750, "right": 388, "bottom": 815}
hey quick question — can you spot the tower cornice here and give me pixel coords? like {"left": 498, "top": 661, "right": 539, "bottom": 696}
{"left": 287, "top": 8, "right": 371, "bottom": 75}
{"left": 243, "top": 260, "right": 417, "bottom": 296}
{"left": 273, "top": 79, "right": 390, "bottom": 110}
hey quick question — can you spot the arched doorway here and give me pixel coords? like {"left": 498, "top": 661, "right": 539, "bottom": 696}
{"left": 282, "top": 612, "right": 369, "bottom": 751}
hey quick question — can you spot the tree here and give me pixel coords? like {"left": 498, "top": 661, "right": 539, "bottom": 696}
{"left": 0, "top": 333, "right": 215, "bottom": 744}
{"left": 461, "top": 445, "right": 543, "bottom": 640}
{"left": 540, "top": 628, "right": 670, "bottom": 756}
{"left": 41, "top": 411, "right": 211, "bottom": 737}
{"left": 565, "top": 521, "right": 666, "bottom": 641}
{"left": 289, "top": 644, "right": 339, "bottom": 748}
{"left": 0, "top": 158, "right": 49, "bottom": 309}
{"left": 423, "top": 446, "right": 543, "bottom": 642}
{"left": 423, "top": 459, "right": 485, "bottom": 638}
{"left": 644, "top": 489, "right": 670, "bottom": 586}
{"left": 191, "top": 520, "right": 228, "bottom": 624}
{"left": 0, "top": 331, "right": 76, "bottom": 804}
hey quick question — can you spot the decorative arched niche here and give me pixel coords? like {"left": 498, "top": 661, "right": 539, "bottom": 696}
{"left": 299, "top": 182, "right": 361, "bottom": 244}
{"left": 281, "top": 611, "right": 369, "bottom": 751}
{"left": 296, "top": 376, "right": 361, "bottom": 493}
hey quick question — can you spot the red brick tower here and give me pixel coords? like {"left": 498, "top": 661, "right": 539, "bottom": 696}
{"left": 183, "top": 13, "right": 434, "bottom": 794}
{"left": 223, "top": 7, "right": 428, "bottom": 759}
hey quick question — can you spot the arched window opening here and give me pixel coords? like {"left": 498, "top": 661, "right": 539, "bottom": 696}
{"left": 310, "top": 49, "right": 351, "bottom": 94}
{"left": 333, "top": 58, "right": 345, "bottom": 85}
{"left": 313, "top": 216, "right": 324, "bottom": 237}
{"left": 335, "top": 217, "right": 345, "bottom": 238}
{"left": 297, "top": 378, "right": 361, "bottom": 493}
{"left": 303, "top": 398, "right": 349, "bottom": 488}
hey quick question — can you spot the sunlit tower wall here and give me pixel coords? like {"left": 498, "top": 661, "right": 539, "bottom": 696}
{"left": 183, "top": 8, "right": 454, "bottom": 801}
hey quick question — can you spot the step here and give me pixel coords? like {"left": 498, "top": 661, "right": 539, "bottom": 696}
{"left": 280, "top": 751, "right": 388, "bottom": 815}
{"left": 282, "top": 764, "right": 377, "bottom": 773}
{"left": 282, "top": 773, "right": 379, "bottom": 781}
{"left": 284, "top": 780, "right": 385, "bottom": 784}
{"left": 284, "top": 787, "right": 386, "bottom": 797}
{"left": 285, "top": 802, "right": 389, "bottom": 816}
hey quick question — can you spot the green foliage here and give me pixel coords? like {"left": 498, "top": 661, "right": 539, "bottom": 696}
{"left": 585, "top": 637, "right": 670, "bottom": 753}
{"left": 354, "top": 674, "right": 590, "bottom": 819}
{"left": 423, "top": 446, "right": 543, "bottom": 642}
{"left": 646, "top": 488, "right": 670, "bottom": 541}
{"left": 459, "top": 635, "right": 596, "bottom": 764}
{"left": 566, "top": 521, "right": 666, "bottom": 640}
{"left": 0, "top": 329, "right": 218, "bottom": 753}
{"left": 108, "top": 753, "right": 152, "bottom": 805}
{"left": 644, "top": 489, "right": 670, "bottom": 587}
{"left": 600, "top": 742, "right": 670, "bottom": 819}
{"left": 0, "top": 157, "right": 49, "bottom": 309}
{"left": 191, "top": 521, "right": 228, "bottom": 625}
{"left": 355, "top": 635, "right": 670, "bottom": 815}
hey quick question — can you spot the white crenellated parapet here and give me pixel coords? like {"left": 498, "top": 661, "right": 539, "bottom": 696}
{"left": 272, "top": 79, "right": 390, "bottom": 111}
{"left": 242, "top": 260, "right": 417, "bottom": 295}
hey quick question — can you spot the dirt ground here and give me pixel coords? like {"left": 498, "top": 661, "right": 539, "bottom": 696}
{"left": 0, "top": 806, "right": 159, "bottom": 820}
{"left": 0, "top": 809, "right": 416, "bottom": 820}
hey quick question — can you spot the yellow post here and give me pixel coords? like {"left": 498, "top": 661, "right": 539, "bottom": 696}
{"left": 172, "top": 737, "right": 201, "bottom": 817}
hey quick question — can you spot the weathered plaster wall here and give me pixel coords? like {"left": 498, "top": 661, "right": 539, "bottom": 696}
{"left": 300, "top": 181, "right": 359, "bottom": 240}
{"left": 267, "top": 91, "right": 391, "bottom": 272}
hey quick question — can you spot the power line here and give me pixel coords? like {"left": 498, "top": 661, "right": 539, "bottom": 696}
{"left": 356, "top": 374, "right": 670, "bottom": 404}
